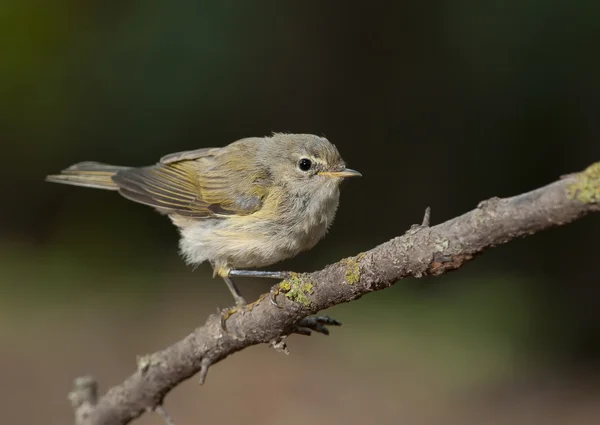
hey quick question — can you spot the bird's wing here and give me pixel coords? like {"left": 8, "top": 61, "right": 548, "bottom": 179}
{"left": 159, "top": 147, "right": 220, "bottom": 164}
{"left": 112, "top": 142, "right": 270, "bottom": 218}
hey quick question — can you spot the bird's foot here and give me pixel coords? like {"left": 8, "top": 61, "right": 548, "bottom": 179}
{"left": 269, "top": 272, "right": 302, "bottom": 308}
{"left": 292, "top": 316, "right": 342, "bottom": 336}
{"left": 269, "top": 285, "right": 283, "bottom": 308}
{"left": 220, "top": 295, "right": 247, "bottom": 333}
{"left": 270, "top": 316, "right": 342, "bottom": 354}
{"left": 226, "top": 269, "right": 293, "bottom": 308}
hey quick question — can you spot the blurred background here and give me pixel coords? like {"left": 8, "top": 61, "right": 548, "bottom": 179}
{"left": 2, "top": 1, "right": 600, "bottom": 424}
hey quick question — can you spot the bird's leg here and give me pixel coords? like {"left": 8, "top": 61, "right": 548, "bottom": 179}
{"left": 219, "top": 270, "right": 343, "bottom": 338}
{"left": 219, "top": 276, "right": 247, "bottom": 333}
{"left": 219, "top": 269, "right": 292, "bottom": 332}
{"left": 212, "top": 264, "right": 247, "bottom": 306}
{"left": 212, "top": 264, "right": 249, "bottom": 332}
{"left": 228, "top": 269, "right": 291, "bottom": 308}
{"left": 228, "top": 270, "right": 290, "bottom": 280}
{"left": 222, "top": 275, "right": 247, "bottom": 307}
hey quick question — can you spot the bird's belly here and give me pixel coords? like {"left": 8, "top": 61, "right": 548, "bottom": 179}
{"left": 173, "top": 210, "right": 333, "bottom": 270}
{"left": 235, "top": 220, "right": 330, "bottom": 268}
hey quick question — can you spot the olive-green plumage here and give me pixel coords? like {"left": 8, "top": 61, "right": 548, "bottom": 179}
{"left": 46, "top": 133, "right": 360, "bottom": 302}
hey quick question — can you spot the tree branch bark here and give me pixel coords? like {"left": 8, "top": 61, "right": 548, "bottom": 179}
{"left": 71, "top": 162, "right": 600, "bottom": 425}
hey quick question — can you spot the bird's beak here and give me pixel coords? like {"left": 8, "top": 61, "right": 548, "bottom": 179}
{"left": 319, "top": 168, "right": 362, "bottom": 178}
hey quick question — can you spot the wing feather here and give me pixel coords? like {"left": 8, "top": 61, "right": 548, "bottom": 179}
{"left": 160, "top": 147, "right": 219, "bottom": 164}
{"left": 112, "top": 140, "right": 270, "bottom": 218}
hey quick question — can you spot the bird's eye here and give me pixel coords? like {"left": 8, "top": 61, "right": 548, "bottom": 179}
{"left": 298, "top": 158, "right": 312, "bottom": 172}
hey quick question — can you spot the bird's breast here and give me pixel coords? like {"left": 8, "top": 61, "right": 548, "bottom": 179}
{"left": 173, "top": 185, "right": 341, "bottom": 269}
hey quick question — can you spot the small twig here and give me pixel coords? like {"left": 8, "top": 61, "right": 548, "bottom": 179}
{"left": 69, "top": 376, "right": 98, "bottom": 425}
{"left": 198, "top": 357, "right": 211, "bottom": 385}
{"left": 422, "top": 206, "right": 431, "bottom": 227}
{"left": 153, "top": 405, "right": 176, "bottom": 425}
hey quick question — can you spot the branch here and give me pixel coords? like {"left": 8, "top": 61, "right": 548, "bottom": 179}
{"left": 72, "top": 162, "right": 600, "bottom": 425}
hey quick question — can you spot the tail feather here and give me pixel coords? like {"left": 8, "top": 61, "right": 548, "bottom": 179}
{"left": 46, "top": 161, "right": 130, "bottom": 190}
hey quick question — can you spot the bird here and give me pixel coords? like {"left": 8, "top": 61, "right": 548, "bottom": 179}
{"left": 46, "top": 133, "right": 361, "bottom": 308}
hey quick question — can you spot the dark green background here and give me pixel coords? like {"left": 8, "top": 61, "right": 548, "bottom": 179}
{"left": 1, "top": 2, "right": 599, "bottom": 424}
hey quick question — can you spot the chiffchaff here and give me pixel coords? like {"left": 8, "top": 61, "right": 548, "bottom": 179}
{"left": 46, "top": 133, "right": 361, "bottom": 307}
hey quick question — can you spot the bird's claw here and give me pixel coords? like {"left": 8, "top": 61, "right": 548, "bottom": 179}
{"left": 220, "top": 306, "right": 239, "bottom": 334}
{"left": 220, "top": 295, "right": 247, "bottom": 334}
{"left": 220, "top": 293, "right": 272, "bottom": 334}
{"left": 269, "top": 272, "right": 299, "bottom": 308}
{"left": 270, "top": 285, "right": 283, "bottom": 308}
{"left": 221, "top": 288, "right": 340, "bottom": 337}
{"left": 292, "top": 316, "right": 342, "bottom": 336}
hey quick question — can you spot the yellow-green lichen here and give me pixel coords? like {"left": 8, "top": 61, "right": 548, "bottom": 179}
{"left": 279, "top": 274, "right": 314, "bottom": 306}
{"left": 568, "top": 162, "right": 600, "bottom": 204}
{"left": 343, "top": 253, "right": 365, "bottom": 285}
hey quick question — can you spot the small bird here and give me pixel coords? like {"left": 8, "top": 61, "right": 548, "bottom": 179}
{"left": 46, "top": 133, "right": 361, "bottom": 307}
